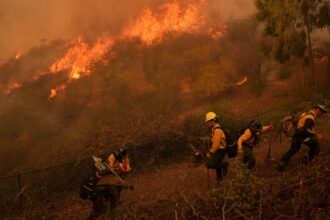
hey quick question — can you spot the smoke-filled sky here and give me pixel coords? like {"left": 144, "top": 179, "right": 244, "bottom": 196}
{"left": 0, "top": 0, "right": 255, "bottom": 60}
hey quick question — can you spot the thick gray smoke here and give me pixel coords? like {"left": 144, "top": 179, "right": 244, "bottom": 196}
{"left": 0, "top": 0, "right": 255, "bottom": 60}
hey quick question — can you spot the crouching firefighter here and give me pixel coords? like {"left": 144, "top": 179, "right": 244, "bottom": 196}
{"left": 205, "top": 112, "right": 229, "bottom": 182}
{"left": 237, "top": 120, "right": 273, "bottom": 169}
{"left": 106, "top": 148, "right": 132, "bottom": 175}
{"left": 80, "top": 148, "right": 133, "bottom": 220}
{"left": 278, "top": 104, "right": 327, "bottom": 171}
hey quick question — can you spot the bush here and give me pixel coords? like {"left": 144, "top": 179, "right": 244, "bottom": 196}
{"left": 212, "top": 161, "right": 262, "bottom": 210}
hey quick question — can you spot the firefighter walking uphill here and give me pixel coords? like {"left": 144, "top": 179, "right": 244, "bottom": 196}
{"left": 278, "top": 104, "right": 327, "bottom": 171}
{"left": 237, "top": 120, "right": 273, "bottom": 169}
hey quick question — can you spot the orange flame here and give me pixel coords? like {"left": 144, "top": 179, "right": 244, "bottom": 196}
{"left": 208, "top": 23, "right": 227, "bottom": 40}
{"left": 235, "top": 76, "right": 248, "bottom": 86}
{"left": 5, "top": 82, "right": 22, "bottom": 94}
{"left": 49, "top": 89, "right": 57, "bottom": 99}
{"left": 37, "top": 1, "right": 226, "bottom": 99}
{"left": 15, "top": 51, "right": 21, "bottom": 60}
{"left": 48, "top": 84, "right": 66, "bottom": 99}
{"left": 121, "top": 2, "right": 206, "bottom": 44}
{"left": 47, "top": 36, "right": 114, "bottom": 98}
{"left": 50, "top": 37, "right": 114, "bottom": 80}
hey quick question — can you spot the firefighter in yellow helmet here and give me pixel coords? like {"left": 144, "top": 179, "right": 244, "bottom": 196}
{"left": 205, "top": 112, "right": 229, "bottom": 182}
{"left": 237, "top": 120, "right": 273, "bottom": 169}
{"left": 278, "top": 104, "right": 327, "bottom": 171}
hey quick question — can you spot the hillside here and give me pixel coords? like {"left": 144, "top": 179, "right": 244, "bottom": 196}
{"left": 0, "top": 11, "right": 265, "bottom": 174}
{"left": 0, "top": 0, "right": 329, "bottom": 219}
{"left": 5, "top": 102, "right": 330, "bottom": 219}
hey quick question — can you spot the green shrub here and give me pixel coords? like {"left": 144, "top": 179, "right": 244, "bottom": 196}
{"left": 212, "top": 160, "right": 262, "bottom": 210}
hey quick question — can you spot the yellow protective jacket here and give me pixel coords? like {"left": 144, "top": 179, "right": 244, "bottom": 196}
{"left": 296, "top": 111, "right": 316, "bottom": 135}
{"left": 108, "top": 154, "right": 132, "bottom": 172}
{"left": 210, "top": 124, "right": 226, "bottom": 153}
{"left": 237, "top": 125, "right": 272, "bottom": 154}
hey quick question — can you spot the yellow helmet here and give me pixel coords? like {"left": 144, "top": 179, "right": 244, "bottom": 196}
{"left": 205, "top": 112, "right": 218, "bottom": 122}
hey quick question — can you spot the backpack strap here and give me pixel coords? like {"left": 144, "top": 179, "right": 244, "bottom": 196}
{"left": 243, "top": 127, "right": 259, "bottom": 145}
{"left": 212, "top": 125, "right": 222, "bottom": 134}
{"left": 212, "top": 125, "right": 226, "bottom": 149}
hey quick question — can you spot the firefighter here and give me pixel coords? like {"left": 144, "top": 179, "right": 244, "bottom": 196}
{"left": 99, "top": 147, "right": 132, "bottom": 212}
{"left": 278, "top": 104, "right": 327, "bottom": 171}
{"left": 81, "top": 149, "right": 133, "bottom": 219}
{"left": 89, "top": 176, "right": 133, "bottom": 219}
{"left": 204, "top": 112, "right": 229, "bottom": 182}
{"left": 237, "top": 120, "right": 273, "bottom": 169}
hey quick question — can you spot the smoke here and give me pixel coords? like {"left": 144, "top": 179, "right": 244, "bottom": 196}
{"left": 0, "top": 0, "right": 256, "bottom": 60}
{"left": 0, "top": 0, "right": 155, "bottom": 60}
{"left": 203, "top": 0, "right": 256, "bottom": 21}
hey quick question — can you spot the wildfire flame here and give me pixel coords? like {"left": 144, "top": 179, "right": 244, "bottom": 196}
{"left": 208, "top": 23, "right": 227, "bottom": 40}
{"left": 50, "top": 36, "right": 114, "bottom": 81}
{"left": 15, "top": 52, "right": 21, "bottom": 60}
{"left": 235, "top": 76, "right": 248, "bottom": 86}
{"left": 6, "top": 1, "right": 227, "bottom": 99}
{"left": 122, "top": 2, "right": 206, "bottom": 44}
{"left": 49, "top": 85, "right": 66, "bottom": 99}
{"left": 49, "top": 89, "right": 57, "bottom": 99}
{"left": 5, "top": 82, "right": 22, "bottom": 94}
{"left": 47, "top": 36, "right": 114, "bottom": 98}
{"left": 48, "top": 1, "right": 211, "bottom": 99}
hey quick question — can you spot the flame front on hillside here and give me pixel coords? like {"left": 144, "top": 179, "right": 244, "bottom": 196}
{"left": 47, "top": 37, "right": 114, "bottom": 99}
{"left": 50, "top": 37, "right": 114, "bottom": 80}
{"left": 3, "top": 1, "right": 227, "bottom": 99}
{"left": 121, "top": 2, "right": 206, "bottom": 44}
{"left": 47, "top": 1, "right": 214, "bottom": 99}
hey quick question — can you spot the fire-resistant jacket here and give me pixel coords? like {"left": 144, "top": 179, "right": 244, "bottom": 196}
{"left": 210, "top": 123, "right": 226, "bottom": 153}
{"left": 237, "top": 125, "right": 272, "bottom": 154}
{"left": 296, "top": 110, "right": 316, "bottom": 136}
{"left": 108, "top": 154, "right": 132, "bottom": 173}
